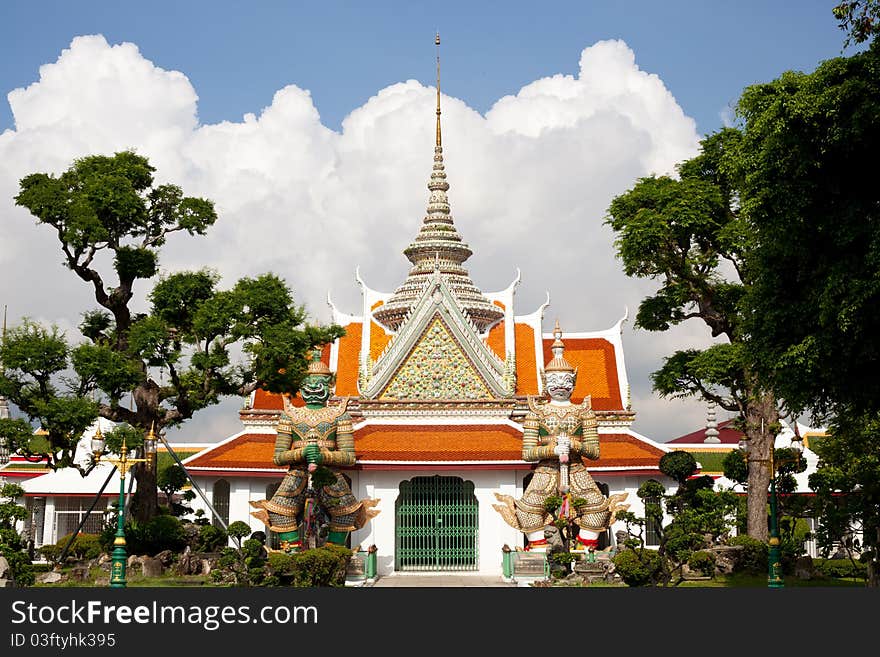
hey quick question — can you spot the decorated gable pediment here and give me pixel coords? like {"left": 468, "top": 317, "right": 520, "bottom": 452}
{"left": 379, "top": 316, "right": 491, "bottom": 400}
{"left": 361, "top": 272, "right": 515, "bottom": 400}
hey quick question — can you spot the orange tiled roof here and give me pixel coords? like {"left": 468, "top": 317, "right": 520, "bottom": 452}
{"left": 542, "top": 338, "right": 622, "bottom": 410}
{"left": 186, "top": 433, "right": 281, "bottom": 470}
{"left": 587, "top": 434, "right": 664, "bottom": 468}
{"left": 187, "top": 426, "right": 662, "bottom": 470}
{"left": 487, "top": 320, "right": 506, "bottom": 360}
{"left": 355, "top": 424, "right": 523, "bottom": 461}
{"left": 335, "top": 322, "right": 361, "bottom": 396}
{"left": 370, "top": 321, "right": 392, "bottom": 362}
{"left": 515, "top": 323, "right": 539, "bottom": 395}
{"left": 185, "top": 425, "right": 523, "bottom": 468}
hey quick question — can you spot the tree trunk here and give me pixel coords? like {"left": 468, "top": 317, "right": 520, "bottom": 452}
{"left": 131, "top": 381, "right": 161, "bottom": 523}
{"left": 132, "top": 462, "right": 159, "bottom": 523}
{"left": 744, "top": 390, "right": 778, "bottom": 541}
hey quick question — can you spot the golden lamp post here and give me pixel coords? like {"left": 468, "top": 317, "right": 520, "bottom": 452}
{"left": 738, "top": 422, "right": 804, "bottom": 588}
{"left": 91, "top": 425, "right": 158, "bottom": 588}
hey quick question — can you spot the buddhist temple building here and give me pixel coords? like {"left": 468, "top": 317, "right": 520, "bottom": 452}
{"left": 179, "top": 40, "right": 675, "bottom": 576}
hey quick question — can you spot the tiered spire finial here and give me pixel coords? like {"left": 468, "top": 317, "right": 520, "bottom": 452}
{"left": 704, "top": 401, "right": 720, "bottom": 443}
{"left": 545, "top": 320, "right": 576, "bottom": 374}
{"left": 372, "top": 33, "right": 503, "bottom": 333}
{"left": 436, "top": 31, "right": 442, "bottom": 147}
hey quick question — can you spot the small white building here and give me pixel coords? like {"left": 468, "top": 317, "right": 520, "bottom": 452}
{"left": 0, "top": 419, "right": 207, "bottom": 549}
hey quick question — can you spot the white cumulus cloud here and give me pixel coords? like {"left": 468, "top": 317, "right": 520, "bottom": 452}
{"left": 0, "top": 34, "right": 729, "bottom": 444}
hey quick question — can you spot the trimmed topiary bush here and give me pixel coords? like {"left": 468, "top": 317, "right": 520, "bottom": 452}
{"left": 612, "top": 548, "right": 664, "bottom": 587}
{"left": 266, "top": 545, "right": 353, "bottom": 587}
{"left": 55, "top": 532, "right": 103, "bottom": 560}
{"left": 193, "top": 524, "right": 228, "bottom": 552}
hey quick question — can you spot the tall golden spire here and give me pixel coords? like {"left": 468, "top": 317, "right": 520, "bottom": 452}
{"left": 435, "top": 31, "right": 442, "bottom": 147}
{"left": 372, "top": 31, "right": 503, "bottom": 333}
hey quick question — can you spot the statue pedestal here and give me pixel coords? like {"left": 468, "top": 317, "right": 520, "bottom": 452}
{"left": 509, "top": 551, "right": 549, "bottom": 586}
{"left": 345, "top": 548, "right": 378, "bottom": 587}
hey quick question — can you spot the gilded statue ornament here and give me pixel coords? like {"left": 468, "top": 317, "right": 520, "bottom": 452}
{"left": 493, "top": 322, "right": 629, "bottom": 552}
{"left": 251, "top": 350, "right": 379, "bottom": 552}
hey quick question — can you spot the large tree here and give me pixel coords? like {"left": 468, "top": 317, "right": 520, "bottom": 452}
{"left": 0, "top": 151, "right": 343, "bottom": 521}
{"left": 606, "top": 129, "right": 781, "bottom": 541}
{"left": 738, "top": 40, "right": 880, "bottom": 421}
{"left": 736, "top": 31, "right": 880, "bottom": 585}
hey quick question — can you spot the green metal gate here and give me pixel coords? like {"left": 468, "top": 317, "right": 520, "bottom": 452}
{"left": 395, "top": 476, "right": 478, "bottom": 571}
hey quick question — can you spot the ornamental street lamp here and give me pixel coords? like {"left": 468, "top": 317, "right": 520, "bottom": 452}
{"left": 738, "top": 423, "right": 804, "bottom": 588}
{"left": 91, "top": 424, "right": 158, "bottom": 588}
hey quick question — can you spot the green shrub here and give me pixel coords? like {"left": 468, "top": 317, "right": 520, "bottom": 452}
{"left": 142, "top": 515, "right": 186, "bottom": 554}
{"left": 266, "top": 545, "right": 352, "bottom": 587}
{"left": 687, "top": 550, "right": 716, "bottom": 577}
{"left": 727, "top": 535, "right": 768, "bottom": 575}
{"left": 227, "top": 521, "right": 252, "bottom": 546}
{"left": 39, "top": 543, "right": 63, "bottom": 565}
{"left": 55, "top": 533, "right": 102, "bottom": 560}
{"left": 814, "top": 558, "right": 868, "bottom": 579}
{"left": 194, "top": 524, "right": 228, "bottom": 552}
{"left": 101, "top": 515, "right": 187, "bottom": 556}
{"left": 612, "top": 548, "right": 664, "bottom": 587}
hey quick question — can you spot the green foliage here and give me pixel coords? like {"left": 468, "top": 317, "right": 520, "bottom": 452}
{"left": 55, "top": 533, "right": 102, "bottom": 561}
{"left": 102, "top": 515, "right": 186, "bottom": 556}
{"left": 606, "top": 128, "right": 780, "bottom": 541}
{"left": 722, "top": 449, "right": 748, "bottom": 485}
{"left": 612, "top": 549, "right": 664, "bottom": 587}
{"left": 227, "top": 521, "right": 252, "bottom": 547}
{"left": 38, "top": 543, "right": 62, "bottom": 566}
{"left": 157, "top": 464, "right": 188, "bottom": 499}
{"left": 806, "top": 412, "right": 880, "bottom": 584}
{"left": 622, "top": 477, "right": 738, "bottom": 586}
{"left": 814, "top": 558, "right": 868, "bottom": 580}
{"left": 102, "top": 423, "right": 145, "bottom": 454}
{"left": 266, "top": 544, "right": 352, "bottom": 587}
{"left": 727, "top": 535, "right": 768, "bottom": 575}
{"left": 0, "top": 320, "right": 99, "bottom": 469}
{"left": 833, "top": 1, "right": 880, "bottom": 46}
{"left": 659, "top": 451, "right": 698, "bottom": 486}
{"left": 739, "top": 42, "right": 880, "bottom": 420}
{"left": 687, "top": 550, "right": 717, "bottom": 577}
{"left": 192, "top": 524, "right": 228, "bottom": 553}
{"left": 213, "top": 536, "right": 268, "bottom": 586}
{"left": 0, "top": 483, "right": 34, "bottom": 586}
{"left": 6, "top": 151, "right": 344, "bottom": 524}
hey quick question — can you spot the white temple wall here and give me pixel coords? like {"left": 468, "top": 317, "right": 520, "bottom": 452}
{"left": 349, "top": 468, "right": 531, "bottom": 576}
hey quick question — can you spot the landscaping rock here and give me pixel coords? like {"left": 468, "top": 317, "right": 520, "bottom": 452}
{"left": 710, "top": 545, "right": 742, "bottom": 575}
{"left": 155, "top": 550, "right": 174, "bottom": 567}
{"left": 794, "top": 555, "right": 816, "bottom": 580}
{"left": 175, "top": 548, "right": 200, "bottom": 576}
{"left": 37, "top": 571, "right": 63, "bottom": 584}
{"left": 70, "top": 565, "right": 90, "bottom": 582}
{"left": 0, "top": 556, "right": 9, "bottom": 579}
{"left": 141, "top": 557, "right": 165, "bottom": 578}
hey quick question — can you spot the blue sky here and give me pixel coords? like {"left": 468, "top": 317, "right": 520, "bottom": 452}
{"left": 1, "top": 1, "right": 854, "bottom": 136}
{"left": 0, "top": 1, "right": 856, "bottom": 443}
